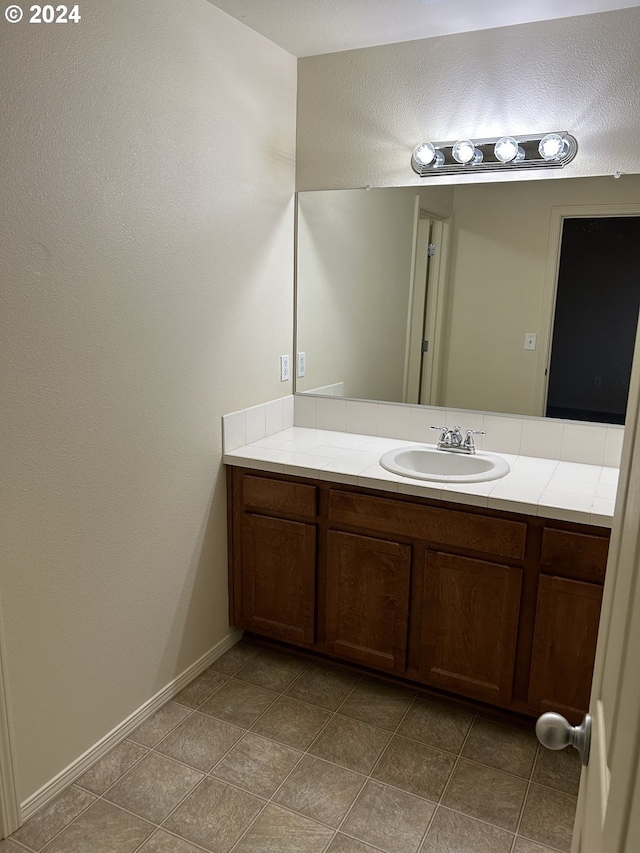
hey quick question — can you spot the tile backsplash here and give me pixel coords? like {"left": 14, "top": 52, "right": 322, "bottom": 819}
{"left": 223, "top": 395, "right": 295, "bottom": 452}
{"left": 222, "top": 393, "right": 623, "bottom": 469}
{"left": 292, "top": 396, "right": 624, "bottom": 469}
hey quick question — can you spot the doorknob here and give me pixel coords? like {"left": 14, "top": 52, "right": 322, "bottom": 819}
{"left": 535, "top": 712, "right": 591, "bottom": 766}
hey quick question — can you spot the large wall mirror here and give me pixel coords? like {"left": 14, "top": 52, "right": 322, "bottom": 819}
{"left": 295, "top": 175, "right": 640, "bottom": 425}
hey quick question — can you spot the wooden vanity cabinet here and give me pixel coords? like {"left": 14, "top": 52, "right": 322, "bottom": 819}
{"left": 230, "top": 472, "right": 318, "bottom": 647}
{"left": 240, "top": 513, "right": 316, "bottom": 645}
{"left": 325, "top": 530, "right": 411, "bottom": 673}
{"left": 418, "top": 552, "right": 522, "bottom": 705}
{"left": 227, "top": 466, "right": 610, "bottom": 721}
{"left": 528, "top": 575, "right": 603, "bottom": 723}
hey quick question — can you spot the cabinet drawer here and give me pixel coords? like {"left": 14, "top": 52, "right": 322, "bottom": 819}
{"left": 541, "top": 528, "right": 609, "bottom": 582}
{"left": 242, "top": 474, "right": 316, "bottom": 519}
{"left": 328, "top": 490, "right": 525, "bottom": 559}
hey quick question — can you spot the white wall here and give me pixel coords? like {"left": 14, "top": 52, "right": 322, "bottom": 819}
{"left": 0, "top": 0, "right": 296, "bottom": 802}
{"left": 296, "top": 8, "right": 640, "bottom": 190}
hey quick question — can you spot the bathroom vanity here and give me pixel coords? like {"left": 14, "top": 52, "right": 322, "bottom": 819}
{"left": 226, "top": 457, "right": 609, "bottom": 725}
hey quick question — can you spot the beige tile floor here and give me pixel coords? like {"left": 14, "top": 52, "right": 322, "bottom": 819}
{"left": 1, "top": 642, "right": 581, "bottom": 853}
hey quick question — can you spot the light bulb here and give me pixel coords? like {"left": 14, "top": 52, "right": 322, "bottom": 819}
{"left": 452, "top": 139, "right": 482, "bottom": 165}
{"left": 538, "top": 133, "right": 569, "bottom": 161}
{"left": 412, "top": 142, "right": 444, "bottom": 167}
{"left": 494, "top": 137, "right": 525, "bottom": 163}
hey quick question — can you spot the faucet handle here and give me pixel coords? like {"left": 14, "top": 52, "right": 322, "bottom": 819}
{"left": 463, "top": 429, "right": 486, "bottom": 453}
{"left": 430, "top": 425, "right": 449, "bottom": 442}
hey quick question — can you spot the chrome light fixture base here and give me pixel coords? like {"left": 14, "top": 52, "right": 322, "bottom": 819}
{"left": 411, "top": 132, "right": 577, "bottom": 177}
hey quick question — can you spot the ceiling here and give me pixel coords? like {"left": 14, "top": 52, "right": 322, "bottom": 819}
{"left": 206, "top": 0, "right": 640, "bottom": 57}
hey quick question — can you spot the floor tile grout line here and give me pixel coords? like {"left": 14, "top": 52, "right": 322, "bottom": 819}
{"left": 128, "top": 702, "right": 198, "bottom": 751}
{"left": 37, "top": 795, "right": 156, "bottom": 853}
{"left": 365, "top": 688, "right": 421, "bottom": 786}
{"left": 83, "top": 741, "right": 154, "bottom": 800}
{"left": 331, "top": 688, "right": 420, "bottom": 842}
{"left": 508, "top": 742, "right": 542, "bottom": 853}
{"left": 443, "top": 753, "right": 545, "bottom": 786}
{"left": 426, "top": 805, "right": 517, "bottom": 847}
{"left": 100, "top": 754, "right": 208, "bottom": 826}
{"left": 15, "top": 786, "right": 100, "bottom": 853}
{"left": 515, "top": 828, "right": 570, "bottom": 853}
{"left": 173, "top": 670, "right": 231, "bottom": 713}
{"left": 225, "top": 695, "right": 342, "bottom": 853}
{"left": 202, "top": 781, "right": 270, "bottom": 853}
{"left": 3, "top": 837, "right": 36, "bottom": 851}
{"left": 335, "top": 829, "right": 390, "bottom": 853}
{"left": 130, "top": 825, "right": 212, "bottom": 853}
{"left": 420, "top": 710, "right": 479, "bottom": 844}
{"left": 510, "top": 785, "right": 531, "bottom": 853}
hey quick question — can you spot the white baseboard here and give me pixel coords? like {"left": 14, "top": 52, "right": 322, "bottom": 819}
{"left": 20, "top": 628, "right": 244, "bottom": 821}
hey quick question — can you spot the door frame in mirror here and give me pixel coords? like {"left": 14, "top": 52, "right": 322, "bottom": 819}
{"left": 536, "top": 202, "right": 640, "bottom": 417}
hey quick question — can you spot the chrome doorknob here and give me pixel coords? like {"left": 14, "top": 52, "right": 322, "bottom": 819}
{"left": 535, "top": 712, "right": 591, "bottom": 766}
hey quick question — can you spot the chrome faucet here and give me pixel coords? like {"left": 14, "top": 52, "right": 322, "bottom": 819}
{"left": 430, "top": 425, "right": 486, "bottom": 454}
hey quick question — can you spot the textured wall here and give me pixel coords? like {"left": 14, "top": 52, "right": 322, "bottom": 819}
{"left": 0, "top": 0, "right": 296, "bottom": 801}
{"left": 296, "top": 8, "right": 640, "bottom": 190}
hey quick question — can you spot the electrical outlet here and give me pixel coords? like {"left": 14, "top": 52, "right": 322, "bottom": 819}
{"left": 280, "top": 354, "right": 290, "bottom": 382}
{"left": 297, "top": 352, "right": 306, "bottom": 378}
{"left": 524, "top": 332, "right": 537, "bottom": 351}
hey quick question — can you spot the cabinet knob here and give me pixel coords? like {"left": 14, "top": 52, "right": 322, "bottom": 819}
{"left": 535, "top": 711, "right": 591, "bottom": 765}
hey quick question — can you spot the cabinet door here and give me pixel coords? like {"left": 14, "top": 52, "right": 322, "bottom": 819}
{"left": 241, "top": 514, "right": 316, "bottom": 646}
{"left": 420, "top": 552, "right": 522, "bottom": 704}
{"left": 326, "top": 530, "right": 411, "bottom": 672}
{"left": 528, "top": 574, "right": 602, "bottom": 722}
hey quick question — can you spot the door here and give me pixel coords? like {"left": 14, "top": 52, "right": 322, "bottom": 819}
{"left": 325, "top": 530, "right": 411, "bottom": 672}
{"left": 240, "top": 514, "right": 316, "bottom": 645}
{"left": 544, "top": 215, "right": 640, "bottom": 423}
{"left": 569, "top": 317, "right": 640, "bottom": 851}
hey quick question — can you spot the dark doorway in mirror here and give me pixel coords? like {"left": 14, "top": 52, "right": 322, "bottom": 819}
{"left": 546, "top": 216, "right": 640, "bottom": 425}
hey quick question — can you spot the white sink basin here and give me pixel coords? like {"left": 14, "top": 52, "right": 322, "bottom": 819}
{"left": 379, "top": 445, "right": 510, "bottom": 483}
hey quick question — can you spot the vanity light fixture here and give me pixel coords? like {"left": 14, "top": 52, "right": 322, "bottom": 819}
{"left": 410, "top": 132, "right": 578, "bottom": 177}
{"left": 412, "top": 141, "right": 445, "bottom": 168}
{"left": 452, "top": 139, "right": 483, "bottom": 165}
{"left": 494, "top": 136, "right": 525, "bottom": 163}
{"left": 538, "top": 132, "right": 572, "bottom": 161}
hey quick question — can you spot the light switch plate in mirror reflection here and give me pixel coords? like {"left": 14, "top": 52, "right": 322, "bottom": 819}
{"left": 295, "top": 175, "right": 640, "bottom": 427}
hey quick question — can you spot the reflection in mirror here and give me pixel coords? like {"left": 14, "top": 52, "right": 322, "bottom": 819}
{"left": 296, "top": 176, "right": 640, "bottom": 424}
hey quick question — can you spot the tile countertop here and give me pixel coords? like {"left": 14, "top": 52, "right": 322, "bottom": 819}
{"left": 223, "top": 427, "right": 618, "bottom": 528}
